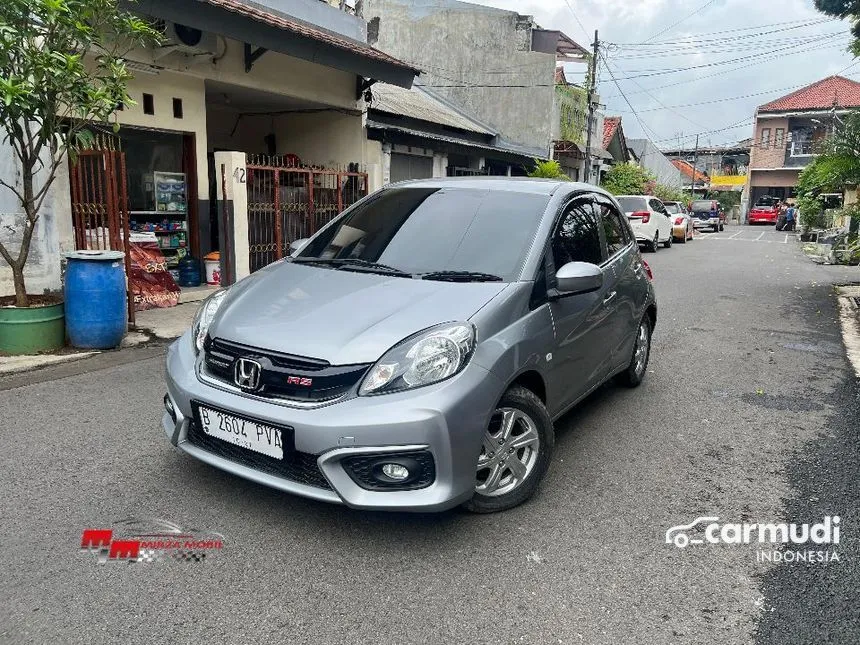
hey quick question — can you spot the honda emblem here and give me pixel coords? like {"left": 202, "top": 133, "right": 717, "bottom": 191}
{"left": 233, "top": 358, "right": 263, "bottom": 392}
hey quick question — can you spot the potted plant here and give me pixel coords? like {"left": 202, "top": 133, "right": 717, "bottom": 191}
{"left": 0, "top": 0, "right": 158, "bottom": 354}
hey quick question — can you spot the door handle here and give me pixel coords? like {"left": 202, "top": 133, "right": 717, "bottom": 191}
{"left": 603, "top": 291, "right": 617, "bottom": 304}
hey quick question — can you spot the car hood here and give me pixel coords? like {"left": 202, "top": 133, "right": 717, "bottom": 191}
{"left": 209, "top": 263, "right": 508, "bottom": 364}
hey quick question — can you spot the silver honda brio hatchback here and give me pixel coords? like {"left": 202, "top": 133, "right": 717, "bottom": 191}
{"left": 163, "top": 178, "right": 657, "bottom": 513}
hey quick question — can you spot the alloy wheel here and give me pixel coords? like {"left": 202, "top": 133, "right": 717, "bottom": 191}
{"left": 634, "top": 320, "right": 650, "bottom": 377}
{"left": 476, "top": 408, "right": 541, "bottom": 497}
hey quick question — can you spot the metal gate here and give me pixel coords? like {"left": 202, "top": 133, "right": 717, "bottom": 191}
{"left": 246, "top": 155, "right": 368, "bottom": 273}
{"left": 69, "top": 144, "right": 135, "bottom": 324}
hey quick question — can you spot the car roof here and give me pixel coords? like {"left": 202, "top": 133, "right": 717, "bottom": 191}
{"left": 383, "top": 177, "right": 613, "bottom": 198}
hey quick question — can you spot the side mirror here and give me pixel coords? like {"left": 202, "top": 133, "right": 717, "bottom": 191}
{"left": 553, "top": 261, "right": 604, "bottom": 297}
{"left": 289, "top": 238, "right": 309, "bottom": 257}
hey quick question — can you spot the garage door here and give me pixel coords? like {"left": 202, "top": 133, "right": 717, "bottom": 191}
{"left": 390, "top": 153, "right": 434, "bottom": 183}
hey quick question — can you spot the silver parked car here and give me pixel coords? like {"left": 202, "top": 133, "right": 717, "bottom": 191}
{"left": 163, "top": 178, "right": 657, "bottom": 513}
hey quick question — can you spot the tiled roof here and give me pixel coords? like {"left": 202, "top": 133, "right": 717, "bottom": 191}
{"left": 603, "top": 116, "right": 621, "bottom": 149}
{"left": 371, "top": 83, "right": 494, "bottom": 135}
{"left": 671, "top": 159, "right": 708, "bottom": 183}
{"left": 758, "top": 75, "right": 860, "bottom": 112}
{"left": 201, "top": 0, "right": 418, "bottom": 73}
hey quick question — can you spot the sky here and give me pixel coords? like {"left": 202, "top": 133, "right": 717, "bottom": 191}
{"left": 467, "top": 0, "right": 857, "bottom": 149}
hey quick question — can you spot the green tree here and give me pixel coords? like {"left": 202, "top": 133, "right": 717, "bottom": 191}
{"left": 0, "top": 0, "right": 159, "bottom": 307}
{"left": 814, "top": 0, "right": 860, "bottom": 54}
{"left": 527, "top": 159, "right": 570, "bottom": 180}
{"left": 651, "top": 183, "right": 687, "bottom": 203}
{"left": 601, "top": 163, "right": 654, "bottom": 195}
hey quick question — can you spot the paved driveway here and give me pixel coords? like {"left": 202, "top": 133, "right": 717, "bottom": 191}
{"left": 1, "top": 225, "right": 857, "bottom": 644}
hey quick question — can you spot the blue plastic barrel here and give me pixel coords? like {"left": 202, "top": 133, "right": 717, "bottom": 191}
{"left": 64, "top": 250, "right": 127, "bottom": 349}
{"left": 178, "top": 256, "right": 201, "bottom": 287}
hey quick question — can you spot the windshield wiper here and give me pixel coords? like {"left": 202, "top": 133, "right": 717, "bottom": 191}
{"left": 292, "top": 257, "right": 409, "bottom": 277}
{"left": 419, "top": 270, "right": 504, "bottom": 283}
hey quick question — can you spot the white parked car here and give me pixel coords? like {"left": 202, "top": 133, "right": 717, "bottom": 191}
{"left": 615, "top": 196, "right": 674, "bottom": 252}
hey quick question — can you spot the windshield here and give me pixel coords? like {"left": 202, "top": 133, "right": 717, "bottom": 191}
{"left": 664, "top": 203, "right": 681, "bottom": 214}
{"left": 296, "top": 186, "right": 549, "bottom": 282}
{"left": 755, "top": 196, "right": 779, "bottom": 207}
{"left": 616, "top": 196, "right": 646, "bottom": 213}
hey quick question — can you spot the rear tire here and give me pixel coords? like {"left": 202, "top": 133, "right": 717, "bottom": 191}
{"left": 616, "top": 315, "right": 652, "bottom": 388}
{"left": 463, "top": 386, "right": 554, "bottom": 514}
{"left": 679, "top": 233, "right": 687, "bottom": 244}
{"left": 719, "top": 223, "right": 725, "bottom": 232}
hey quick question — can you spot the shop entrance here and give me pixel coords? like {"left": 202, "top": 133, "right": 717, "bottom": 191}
{"left": 70, "top": 126, "right": 200, "bottom": 317}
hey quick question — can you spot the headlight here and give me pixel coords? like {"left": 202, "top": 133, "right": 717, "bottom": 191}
{"left": 359, "top": 322, "right": 476, "bottom": 395}
{"left": 191, "top": 289, "right": 228, "bottom": 354}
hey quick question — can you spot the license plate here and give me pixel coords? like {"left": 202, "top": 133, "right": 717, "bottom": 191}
{"left": 196, "top": 405, "right": 285, "bottom": 459}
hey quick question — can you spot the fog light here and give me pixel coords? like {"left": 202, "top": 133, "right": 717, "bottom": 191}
{"left": 164, "top": 394, "right": 176, "bottom": 422}
{"left": 381, "top": 463, "right": 410, "bottom": 481}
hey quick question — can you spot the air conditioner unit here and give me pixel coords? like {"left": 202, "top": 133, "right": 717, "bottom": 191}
{"left": 153, "top": 21, "right": 219, "bottom": 60}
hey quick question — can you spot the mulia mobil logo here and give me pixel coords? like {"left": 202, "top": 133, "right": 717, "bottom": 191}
{"left": 666, "top": 516, "right": 840, "bottom": 550}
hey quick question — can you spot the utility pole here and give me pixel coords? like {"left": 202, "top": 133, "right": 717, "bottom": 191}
{"left": 583, "top": 29, "right": 599, "bottom": 184}
{"left": 690, "top": 134, "right": 699, "bottom": 198}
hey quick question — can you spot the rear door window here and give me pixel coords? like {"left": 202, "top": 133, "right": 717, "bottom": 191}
{"left": 596, "top": 198, "right": 630, "bottom": 259}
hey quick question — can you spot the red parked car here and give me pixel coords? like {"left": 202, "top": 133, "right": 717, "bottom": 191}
{"left": 749, "top": 196, "right": 780, "bottom": 225}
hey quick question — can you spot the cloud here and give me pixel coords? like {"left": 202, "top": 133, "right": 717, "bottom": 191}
{"left": 461, "top": 0, "right": 856, "bottom": 147}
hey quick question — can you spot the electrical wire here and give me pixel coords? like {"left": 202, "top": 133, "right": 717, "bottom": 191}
{"left": 608, "top": 32, "right": 848, "bottom": 80}
{"left": 612, "top": 17, "right": 837, "bottom": 47}
{"left": 641, "top": 0, "right": 719, "bottom": 43}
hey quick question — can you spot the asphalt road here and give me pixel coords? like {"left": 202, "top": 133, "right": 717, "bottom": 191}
{"left": 1, "top": 225, "right": 858, "bottom": 645}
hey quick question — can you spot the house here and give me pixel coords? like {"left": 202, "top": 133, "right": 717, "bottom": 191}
{"left": 671, "top": 159, "right": 710, "bottom": 191}
{"left": 362, "top": 0, "right": 588, "bottom": 169}
{"left": 628, "top": 139, "right": 684, "bottom": 189}
{"left": 601, "top": 116, "right": 630, "bottom": 179}
{"left": 366, "top": 83, "right": 540, "bottom": 181}
{"left": 1, "top": 0, "right": 419, "bottom": 299}
{"left": 662, "top": 141, "right": 751, "bottom": 179}
{"left": 746, "top": 75, "right": 860, "bottom": 207}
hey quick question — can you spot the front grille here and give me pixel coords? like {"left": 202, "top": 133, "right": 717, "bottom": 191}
{"left": 187, "top": 420, "right": 331, "bottom": 490}
{"left": 342, "top": 451, "right": 436, "bottom": 491}
{"left": 204, "top": 337, "right": 370, "bottom": 403}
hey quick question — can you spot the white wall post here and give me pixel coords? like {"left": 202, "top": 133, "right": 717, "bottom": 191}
{"left": 381, "top": 143, "right": 392, "bottom": 186}
{"left": 214, "top": 151, "right": 249, "bottom": 283}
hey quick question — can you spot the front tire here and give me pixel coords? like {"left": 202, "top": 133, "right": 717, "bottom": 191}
{"left": 463, "top": 386, "right": 554, "bottom": 514}
{"left": 663, "top": 232, "right": 673, "bottom": 248}
{"left": 649, "top": 232, "right": 659, "bottom": 252}
{"left": 616, "top": 315, "right": 653, "bottom": 388}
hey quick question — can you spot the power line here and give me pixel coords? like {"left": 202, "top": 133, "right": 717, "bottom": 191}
{"left": 607, "top": 29, "right": 846, "bottom": 59}
{"left": 642, "top": 0, "right": 719, "bottom": 43}
{"left": 600, "top": 40, "right": 853, "bottom": 98}
{"left": 608, "top": 32, "right": 847, "bottom": 81}
{"left": 612, "top": 17, "right": 836, "bottom": 47}
{"left": 600, "top": 58, "right": 663, "bottom": 145}
{"left": 561, "top": 0, "right": 590, "bottom": 43}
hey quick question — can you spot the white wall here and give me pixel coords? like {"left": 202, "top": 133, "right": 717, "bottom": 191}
{"left": 0, "top": 148, "right": 73, "bottom": 297}
{"left": 117, "top": 69, "right": 210, "bottom": 196}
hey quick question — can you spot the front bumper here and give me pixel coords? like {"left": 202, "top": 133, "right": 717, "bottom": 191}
{"left": 163, "top": 332, "right": 505, "bottom": 512}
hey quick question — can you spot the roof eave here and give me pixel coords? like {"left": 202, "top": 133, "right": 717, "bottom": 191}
{"left": 125, "top": 0, "right": 419, "bottom": 88}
